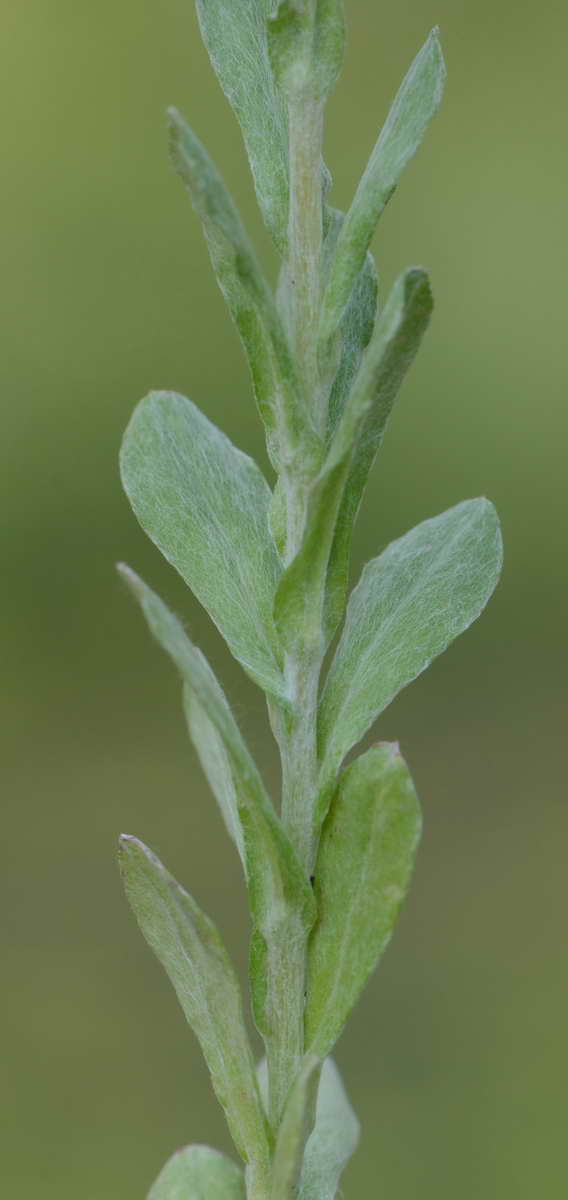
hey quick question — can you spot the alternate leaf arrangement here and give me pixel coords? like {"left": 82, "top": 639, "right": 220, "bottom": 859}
{"left": 117, "top": 3, "right": 502, "bottom": 1198}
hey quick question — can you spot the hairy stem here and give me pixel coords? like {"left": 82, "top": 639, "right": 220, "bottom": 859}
{"left": 266, "top": 74, "right": 328, "bottom": 1136}
{"left": 287, "top": 91, "right": 325, "bottom": 432}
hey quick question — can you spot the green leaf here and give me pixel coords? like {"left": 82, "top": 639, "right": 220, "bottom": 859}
{"left": 169, "top": 109, "right": 306, "bottom": 469}
{"left": 299, "top": 1058, "right": 359, "bottom": 1200}
{"left": 120, "top": 391, "right": 285, "bottom": 698}
{"left": 256, "top": 1056, "right": 358, "bottom": 1200}
{"left": 194, "top": 0, "right": 288, "bottom": 244}
{"left": 117, "top": 569, "right": 315, "bottom": 1053}
{"left": 119, "top": 836, "right": 270, "bottom": 1170}
{"left": 324, "top": 266, "right": 433, "bottom": 636}
{"left": 325, "top": 211, "right": 379, "bottom": 436}
{"left": 270, "top": 1055, "right": 322, "bottom": 1200}
{"left": 118, "top": 565, "right": 266, "bottom": 864}
{"left": 305, "top": 744, "right": 421, "bottom": 1058}
{"left": 319, "top": 499, "right": 503, "bottom": 785}
{"left": 274, "top": 268, "right": 431, "bottom": 652}
{"left": 148, "top": 1145, "right": 245, "bottom": 1200}
{"left": 320, "top": 28, "right": 445, "bottom": 341}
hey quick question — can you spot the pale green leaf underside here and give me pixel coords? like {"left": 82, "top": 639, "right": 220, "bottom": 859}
{"left": 120, "top": 391, "right": 285, "bottom": 698}
{"left": 148, "top": 1145, "right": 245, "bottom": 1200}
{"left": 194, "top": 0, "right": 288, "bottom": 244}
{"left": 118, "top": 836, "right": 269, "bottom": 1169}
{"left": 319, "top": 498, "right": 503, "bottom": 778}
{"left": 117, "top": 569, "right": 315, "bottom": 1047}
{"left": 299, "top": 1058, "right": 360, "bottom": 1200}
{"left": 305, "top": 744, "right": 421, "bottom": 1058}
{"left": 320, "top": 27, "right": 445, "bottom": 340}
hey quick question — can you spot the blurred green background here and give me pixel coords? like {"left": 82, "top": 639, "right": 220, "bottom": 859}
{"left": 2, "top": 1, "right": 566, "bottom": 1196}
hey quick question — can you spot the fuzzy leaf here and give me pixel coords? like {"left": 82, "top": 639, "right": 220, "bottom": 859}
{"left": 271, "top": 1056, "right": 321, "bottom": 1200}
{"left": 169, "top": 109, "right": 304, "bottom": 468}
{"left": 255, "top": 1055, "right": 358, "bottom": 1200}
{"left": 319, "top": 499, "right": 503, "bottom": 783}
{"left": 148, "top": 1145, "right": 245, "bottom": 1200}
{"left": 324, "top": 266, "right": 433, "bottom": 636}
{"left": 117, "top": 569, "right": 315, "bottom": 1051}
{"left": 120, "top": 391, "right": 285, "bottom": 698}
{"left": 119, "top": 837, "right": 270, "bottom": 1169}
{"left": 320, "top": 28, "right": 445, "bottom": 340}
{"left": 274, "top": 268, "right": 431, "bottom": 652}
{"left": 299, "top": 1058, "right": 359, "bottom": 1200}
{"left": 194, "top": 0, "right": 288, "bottom": 244}
{"left": 305, "top": 744, "right": 421, "bottom": 1057}
{"left": 325, "top": 210, "right": 379, "bottom": 434}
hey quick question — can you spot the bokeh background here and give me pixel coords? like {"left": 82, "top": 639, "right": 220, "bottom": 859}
{"left": 2, "top": 1, "right": 566, "bottom": 1196}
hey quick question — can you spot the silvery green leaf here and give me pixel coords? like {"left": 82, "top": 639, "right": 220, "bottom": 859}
{"left": 274, "top": 269, "right": 430, "bottom": 652}
{"left": 325, "top": 212, "right": 379, "bottom": 435}
{"left": 319, "top": 499, "right": 503, "bottom": 784}
{"left": 117, "top": 569, "right": 315, "bottom": 1053}
{"left": 324, "top": 266, "right": 433, "bottom": 636}
{"left": 119, "top": 836, "right": 270, "bottom": 1171}
{"left": 305, "top": 744, "right": 421, "bottom": 1058}
{"left": 118, "top": 565, "right": 265, "bottom": 864}
{"left": 148, "top": 1145, "right": 245, "bottom": 1200}
{"left": 194, "top": 0, "right": 288, "bottom": 244}
{"left": 169, "top": 109, "right": 305, "bottom": 469}
{"left": 183, "top": 690, "right": 245, "bottom": 858}
{"left": 299, "top": 1058, "right": 360, "bottom": 1200}
{"left": 120, "top": 391, "right": 285, "bottom": 698}
{"left": 320, "top": 28, "right": 445, "bottom": 341}
{"left": 270, "top": 1055, "right": 321, "bottom": 1200}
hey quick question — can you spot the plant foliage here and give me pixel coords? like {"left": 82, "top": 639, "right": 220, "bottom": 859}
{"left": 117, "top": 4, "right": 502, "bottom": 1197}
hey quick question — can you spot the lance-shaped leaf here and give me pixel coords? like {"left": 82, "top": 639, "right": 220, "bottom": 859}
{"left": 169, "top": 109, "right": 306, "bottom": 469}
{"left": 119, "top": 836, "right": 270, "bottom": 1171}
{"left": 305, "top": 744, "right": 421, "bottom": 1058}
{"left": 270, "top": 1055, "right": 321, "bottom": 1200}
{"left": 120, "top": 391, "right": 285, "bottom": 699}
{"left": 118, "top": 568, "right": 315, "bottom": 1047}
{"left": 299, "top": 1058, "right": 360, "bottom": 1200}
{"left": 274, "top": 268, "right": 431, "bottom": 652}
{"left": 194, "top": 0, "right": 288, "bottom": 245}
{"left": 148, "top": 1145, "right": 245, "bottom": 1200}
{"left": 326, "top": 235, "right": 378, "bottom": 435}
{"left": 256, "top": 1055, "right": 358, "bottom": 1200}
{"left": 319, "top": 499, "right": 503, "bottom": 784}
{"left": 320, "top": 28, "right": 445, "bottom": 341}
{"left": 324, "top": 266, "right": 433, "bottom": 636}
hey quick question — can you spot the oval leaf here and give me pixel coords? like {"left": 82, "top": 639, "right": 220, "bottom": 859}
{"left": 118, "top": 836, "right": 270, "bottom": 1171}
{"left": 120, "top": 391, "right": 285, "bottom": 698}
{"left": 148, "top": 1145, "right": 245, "bottom": 1200}
{"left": 319, "top": 498, "right": 503, "bottom": 783}
{"left": 305, "top": 744, "right": 421, "bottom": 1058}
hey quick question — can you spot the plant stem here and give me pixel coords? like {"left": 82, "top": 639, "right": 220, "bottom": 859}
{"left": 287, "top": 91, "right": 325, "bottom": 433}
{"left": 265, "top": 73, "right": 328, "bottom": 1137}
